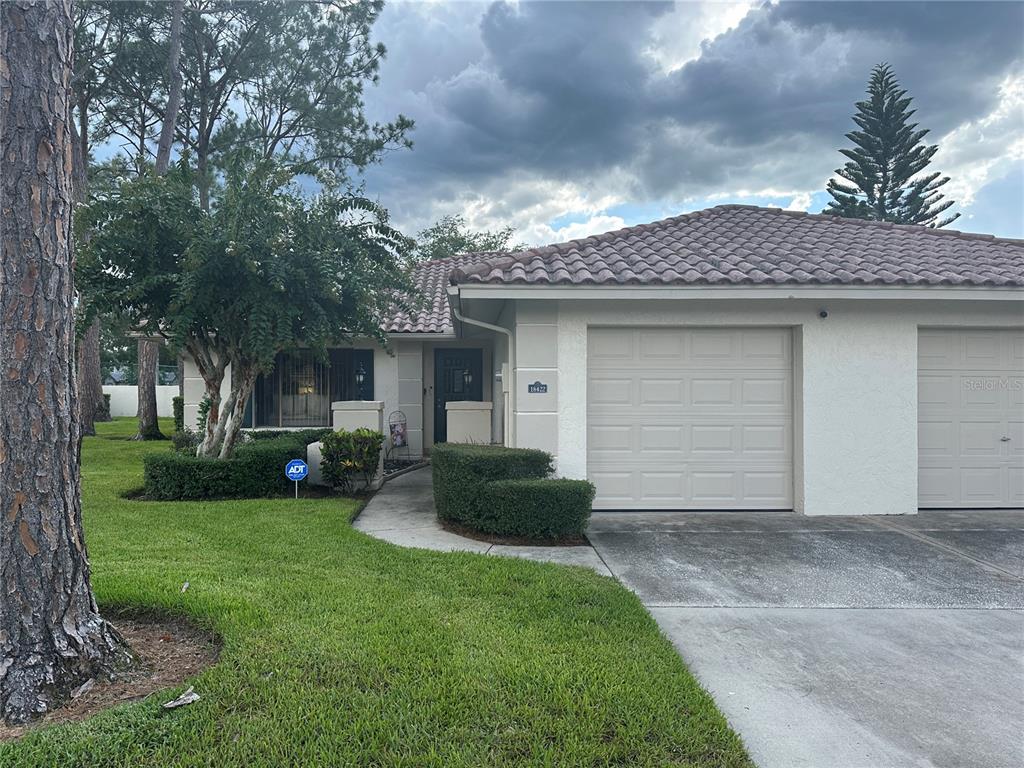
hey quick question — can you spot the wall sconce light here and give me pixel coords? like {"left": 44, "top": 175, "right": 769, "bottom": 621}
{"left": 462, "top": 369, "right": 473, "bottom": 387}
{"left": 355, "top": 363, "right": 366, "bottom": 398}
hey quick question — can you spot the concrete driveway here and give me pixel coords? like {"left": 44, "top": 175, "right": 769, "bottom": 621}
{"left": 587, "top": 510, "right": 1024, "bottom": 768}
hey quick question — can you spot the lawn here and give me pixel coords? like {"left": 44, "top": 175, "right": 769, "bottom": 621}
{"left": 2, "top": 418, "right": 751, "bottom": 767}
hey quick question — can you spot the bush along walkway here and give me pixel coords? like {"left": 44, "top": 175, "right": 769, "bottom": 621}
{"left": 355, "top": 468, "right": 613, "bottom": 575}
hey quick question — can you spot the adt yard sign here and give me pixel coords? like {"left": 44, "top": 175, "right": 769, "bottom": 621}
{"left": 285, "top": 459, "right": 308, "bottom": 498}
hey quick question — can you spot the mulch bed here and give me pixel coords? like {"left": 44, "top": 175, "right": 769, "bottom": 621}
{"left": 0, "top": 614, "right": 220, "bottom": 742}
{"left": 439, "top": 519, "right": 590, "bottom": 547}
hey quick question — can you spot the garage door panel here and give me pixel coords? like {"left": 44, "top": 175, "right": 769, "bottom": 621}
{"left": 959, "top": 421, "right": 1004, "bottom": 456}
{"left": 918, "top": 329, "right": 1024, "bottom": 509}
{"left": 640, "top": 472, "right": 686, "bottom": 500}
{"left": 1010, "top": 468, "right": 1024, "bottom": 504}
{"left": 918, "top": 374, "right": 955, "bottom": 406}
{"left": 741, "top": 377, "right": 789, "bottom": 407}
{"left": 638, "top": 425, "right": 685, "bottom": 453}
{"left": 742, "top": 424, "right": 789, "bottom": 454}
{"left": 588, "top": 327, "right": 793, "bottom": 510}
{"left": 960, "top": 468, "right": 1004, "bottom": 504}
{"left": 919, "top": 421, "right": 955, "bottom": 456}
{"left": 639, "top": 378, "right": 684, "bottom": 404}
{"left": 690, "top": 425, "right": 735, "bottom": 454}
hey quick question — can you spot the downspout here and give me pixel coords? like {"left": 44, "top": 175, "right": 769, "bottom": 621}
{"left": 448, "top": 286, "right": 515, "bottom": 447}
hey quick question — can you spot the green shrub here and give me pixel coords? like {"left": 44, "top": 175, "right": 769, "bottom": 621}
{"left": 171, "top": 428, "right": 200, "bottom": 455}
{"left": 431, "top": 443, "right": 553, "bottom": 529}
{"left": 172, "top": 396, "right": 184, "bottom": 433}
{"left": 143, "top": 434, "right": 310, "bottom": 500}
{"left": 320, "top": 428, "right": 384, "bottom": 493}
{"left": 245, "top": 428, "right": 332, "bottom": 445}
{"left": 196, "top": 396, "right": 211, "bottom": 432}
{"left": 479, "top": 479, "right": 595, "bottom": 538}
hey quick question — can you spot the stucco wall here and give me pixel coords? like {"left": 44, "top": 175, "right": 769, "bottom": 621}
{"left": 103, "top": 385, "right": 179, "bottom": 419}
{"left": 514, "top": 300, "right": 560, "bottom": 459}
{"left": 522, "top": 297, "right": 1023, "bottom": 516}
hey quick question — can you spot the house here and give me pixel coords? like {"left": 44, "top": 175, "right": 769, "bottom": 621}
{"left": 182, "top": 205, "right": 1024, "bottom": 515}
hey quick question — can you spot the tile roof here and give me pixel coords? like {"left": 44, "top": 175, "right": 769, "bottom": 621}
{"left": 384, "top": 252, "right": 499, "bottom": 334}
{"left": 449, "top": 205, "right": 1024, "bottom": 289}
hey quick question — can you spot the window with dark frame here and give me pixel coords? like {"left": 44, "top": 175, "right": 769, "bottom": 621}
{"left": 244, "top": 349, "right": 374, "bottom": 428}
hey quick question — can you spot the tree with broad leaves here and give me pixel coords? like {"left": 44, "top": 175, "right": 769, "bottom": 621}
{"left": 0, "top": 0, "right": 135, "bottom": 725}
{"left": 412, "top": 215, "right": 526, "bottom": 262}
{"left": 824, "top": 63, "right": 959, "bottom": 228}
{"left": 78, "top": 158, "right": 415, "bottom": 460}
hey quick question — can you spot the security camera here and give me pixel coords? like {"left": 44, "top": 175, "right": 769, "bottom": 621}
{"left": 818, "top": 309, "right": 829, "bottom": 319}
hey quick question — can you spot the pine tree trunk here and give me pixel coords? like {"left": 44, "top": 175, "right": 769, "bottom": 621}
{"left": 0, "top": 0, "right": 133, "bottom": 725}
{"left": 134, "top": 338, "right": 165, "bottom": 440}
{"left": 76, "top": 318, "right": 107, "bottom": 435}
{"left": 155, "top": 0, "right": 184, "bottom": 176}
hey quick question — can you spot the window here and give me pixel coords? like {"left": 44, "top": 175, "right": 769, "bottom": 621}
{"left": 246, "top": 349, "right": 374, "bottom": 428}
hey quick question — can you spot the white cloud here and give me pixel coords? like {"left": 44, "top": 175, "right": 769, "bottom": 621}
{"left": 524, "top": 215, "right": 628, "bottom": 246}
{"left": 935, "top": 73, "right": 1024, "bottom": 208}
{"left": 785, "top": 192, "right": 813, "bottom": 211}
{"left": 645, "top": 1, "right": 757, "bottom": 73}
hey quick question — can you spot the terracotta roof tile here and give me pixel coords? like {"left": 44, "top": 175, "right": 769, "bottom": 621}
{"left": 449, "top": 205, "right": 1024, "bottom": 288}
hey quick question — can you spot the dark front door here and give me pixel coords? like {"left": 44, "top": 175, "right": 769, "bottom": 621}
{"left": 434, "top": 348, "right": 483, "bottom": 444}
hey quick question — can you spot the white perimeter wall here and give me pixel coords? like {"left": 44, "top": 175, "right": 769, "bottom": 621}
{"left": 509, "top": 297, "right": 1023, "bottom": 516}
{"left": 103, "top": 385, "right": 179, "bottom": 418}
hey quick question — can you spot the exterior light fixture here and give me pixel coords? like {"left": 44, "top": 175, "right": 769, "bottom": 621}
{"left": 462, "top": 369, "right": 473, "bottom": 387}
{"left": 355, "top": 363, "right": 366, "bottom": 398}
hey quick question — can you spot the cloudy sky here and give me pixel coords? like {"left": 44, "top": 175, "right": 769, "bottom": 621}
{"left": 358, "top": 0, "right": 1024, "bottom": 245}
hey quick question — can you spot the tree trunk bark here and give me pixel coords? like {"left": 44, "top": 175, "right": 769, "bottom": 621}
{"left": 217, "top": 364, "right": 256, "bottom": 460}
{"left": 70, "top": 87, "right": 107, "bottom": 433}
{"left": 134, "top": 338, "right": 165, "bottom": 440}
{"left": 155, "top": 0, "right": 184, "bottom": 175}
{"left": 0, "top": 0, "right": 134, "bottom": 725}
{"left": 76, "top": 319, "right": 107, "bottom": 435}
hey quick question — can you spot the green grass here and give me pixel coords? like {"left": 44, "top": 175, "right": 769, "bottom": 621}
{"left": 2, "top": 418, "right": 751, "bottom": 767}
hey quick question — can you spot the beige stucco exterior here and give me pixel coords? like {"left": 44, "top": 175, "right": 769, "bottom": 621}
{"left": 493, "top": 295, "right": 1021, "bottom": 516}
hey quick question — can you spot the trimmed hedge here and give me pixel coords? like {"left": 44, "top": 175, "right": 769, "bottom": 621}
{"left": 172, "top": 396, "right": 184, "bottom": 433}
{"left": 479, "top": 479, "right": 596, "bottom": 538}
{"left": 432, "top": 444, "right": 552, "bottom": 525}
{"left": 244, "top": 428, "right": 333, "bottom": 444}
{"left": 143, "top": 434, "right": 312, "bottom": 500}
{"left": 431, "top": 443, "right": 594, "bottom": 539}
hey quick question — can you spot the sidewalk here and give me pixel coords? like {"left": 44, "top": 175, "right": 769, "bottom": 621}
{"left": 354, "top": 467, "right": 611, "bottom": 576}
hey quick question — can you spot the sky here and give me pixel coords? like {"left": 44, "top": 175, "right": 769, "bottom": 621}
{"left": 357, "top": 0, "right": 1024, "bottom": 246}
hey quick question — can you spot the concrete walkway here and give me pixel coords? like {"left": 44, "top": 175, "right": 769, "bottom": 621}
{"left": 354, "top": 468, "right": 611, "bottom": 575}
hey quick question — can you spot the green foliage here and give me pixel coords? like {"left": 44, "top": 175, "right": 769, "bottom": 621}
{"left": 144, "top": 434, "right": 311, "bottom": 500}
{"left": 824, "top": 63, "right": 959, "bottom": 228}
{"left": 172, "top": 396, "right": 184, "bottom": 433}
{"left": 480, "top": 479, "right": 596, "bottom": 538}
{"left": 80, "top": 157, "right": 415, "bottom": 460}
{"left": 412, "top": 214, "right": 526, "bottom": 262}
{"left": 171, "top": 428, "right": 200, "bottom": 456}
{"left": 244, "top": 428, "right": 333, "bottom": 444}
{"left": 433, "top": 443, "right": 587, "bottom": 537}
{"left": 196, "top": 396, "right": 211, "bottom": 433}
{"left": 320, "top": 428, "right": 384, "bottom": 493}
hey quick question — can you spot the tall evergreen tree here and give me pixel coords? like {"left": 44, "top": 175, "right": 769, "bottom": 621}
{"left": 824, "top": 63, "right": 959, "bottom": 228}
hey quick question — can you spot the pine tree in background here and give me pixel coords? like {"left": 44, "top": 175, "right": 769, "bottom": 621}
{"left": 824, "top": 63, "right": 959, "bottom": 228}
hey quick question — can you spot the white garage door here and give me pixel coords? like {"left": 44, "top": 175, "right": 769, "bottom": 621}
{"left": 587, "top": 327, "right": 793, "bottom": 510}
{"left": 918, "top": 329, "right": 1024, "bottom": 508}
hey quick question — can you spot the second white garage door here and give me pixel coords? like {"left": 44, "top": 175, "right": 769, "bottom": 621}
{"left": 918, "top": 328, "right": 1024, "bottom": 508}
{"left": 587, "top": 327, "right": 793, "bottom": 510}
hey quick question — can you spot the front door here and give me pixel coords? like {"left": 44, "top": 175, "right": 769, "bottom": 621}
{"left": 434, "top": 348, "right": 483, "bottom": 444}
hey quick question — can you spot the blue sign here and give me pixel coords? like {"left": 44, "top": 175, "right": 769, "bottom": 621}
{"left": 285, "top": 459, "right": 309, "bottom": 482}
{"left": 528, "top": 381, "right": 548, "bottom": 394}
